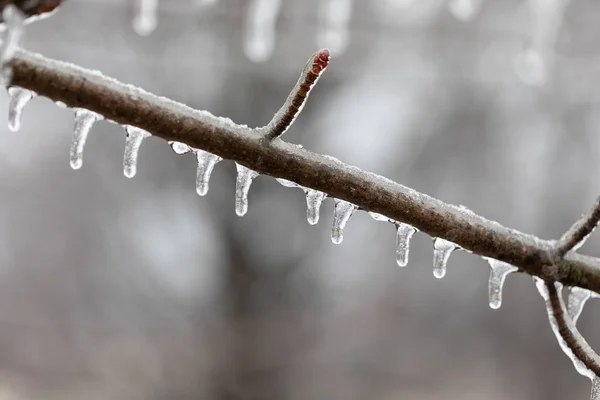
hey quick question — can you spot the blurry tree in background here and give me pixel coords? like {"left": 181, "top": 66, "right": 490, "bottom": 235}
{"left": 1, "top": 0, "right": 600, "bottom": 399}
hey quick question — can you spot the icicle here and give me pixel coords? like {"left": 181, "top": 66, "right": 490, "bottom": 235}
{"left": 123, "top": 126, "right": 151, "bottom": 178}
{"left": 432, "top": 238, "right": 456, "bottom": 279}
{"left": 0, "top": 5, "right": 25, "bottom": 86}
{"left": 592, "top": 377, "right": 600, "bottom": 400}
{"left": 7, "top": 87, "right": 33, "bottom": 131}
{"left": 567, "top": 287, "right": 599, "bottom": 325}
{"left": 70, "top": 109, "right": 102, "bottom": 170}
{"left": 514, "top": 0, "right": 570, "bottom": 86}
{"left": 448, "top": 0, "right": 484, "bottom": 22}
{"left": 331, "top": 199, "right": 357, "bottom": 244}
{"left": 133, "top": 0, "right": 159, "bottom": 36}
{"left": 276, "top": 179, "right": 326, "bottom": 225}
{"left": 195, "top": 149, "right": 222, "bottom": 196}
{"left": 168, "top": 141, "right": 192, "bottom": 155}
{"left": 534, "top": 278, "right": 598, "bottom": 385}
{"left": 485, "top": 258, "right": 518, "bottom": 309}
{"left": 306, "top": 189, "right": 326, "bottom": 225}
{"left": 396, "top": 223, "right": 416, "bottom": 267}
{"left": 318, "top": 0, "right": 353, "bottom": 55}
{"left": 235, "top": 163, "right": 259, "bottom": 216}
{"left": 244, "top": 0, "right": 282, "bottom": 63}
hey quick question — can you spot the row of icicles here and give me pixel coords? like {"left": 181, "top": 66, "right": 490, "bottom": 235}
{"left": 132, "top": 0, "right": 564, "bottom": 86}
{"left": 6, "top": 85, "right": 600, "bottom": 321}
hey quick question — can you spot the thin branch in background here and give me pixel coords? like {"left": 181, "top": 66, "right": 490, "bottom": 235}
{"left": 536, "top": 278, "right": 600, "bottom": 399}
{"left": 556, "top": 195, "right": 600, "bottom": 257}
{"left": 265, "top": 48, "right": 331, "bottom": 140}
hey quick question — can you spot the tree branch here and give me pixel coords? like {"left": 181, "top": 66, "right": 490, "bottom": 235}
{"left": 556, "top": 195, "right": 600, "bottom": 258}
{"left": 8, "top": 48, "right": 600, "bottom": 294}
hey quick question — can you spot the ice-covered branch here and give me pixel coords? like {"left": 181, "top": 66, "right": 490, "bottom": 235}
{"left": 264, "top": 48, "right": 330, "bottom": 140}
{"left": 556, "top": 195, "right": 600, "bottom": 258}
{"left": 536, "top": 279, "right": 600, "bottom": 398}
{"left": 8, "top": 47, "right": 600, "bottom": 294}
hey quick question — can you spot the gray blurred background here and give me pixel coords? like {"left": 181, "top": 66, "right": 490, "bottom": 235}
{"left": 0, "top": 0, "right": 599, "bottom": 398}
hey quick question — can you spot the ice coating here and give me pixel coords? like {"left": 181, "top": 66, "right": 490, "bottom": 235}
{"left": 306, "top": 189, "right": 326, "bottom": 225}
{"left": 7, "top": 87, "right": 34, "bottom": 131}
{"left": 276, "top": 178, "right": 300, "bottom": 188}
{"left": 369, "top": 212, "right": 392, "bottom": 223}
{"left": 534, "top": 278, "right": 598, "bottom": 383}
{"left": 485, "top": 258, "right": 518, "bottom": 309}
{"left": 331, "top": 199, "right": 357, "bottom": 244}
{"left": 318, "top": 0, "right": 353, "bottom": 54}
{"left": 169, "top": 141, "right": 192, "bottom": 155}
{"left": 133, "top": 0, "right": 159, "bottom": 36}
{"left": 432, "top": 238, "right": 456, "bottom": 279}
{"left": 592, "top": 376, "right": 600, "bottom": 400}
{"left": 235, "top": 163, "right": 259, "bottom": 216}
{"left": 195, "top": 149, "right": 222, "bottom": 196}
{"left": 567, "top": 287, "right": 599, "bottom": 325}
{"left": 0, "top": 5, "right": 25, "bottom": 85}
{"left": 123, "top": 126, "right": 151, "bottom": 178}
{"left": 396, "top": 223, "right": 416, "bottom": 267}
{"left": 244, "top": 0, "right": 282, "bottom": 62}
{"left": 70, "top": 108, "right": 102, "bottom": 170}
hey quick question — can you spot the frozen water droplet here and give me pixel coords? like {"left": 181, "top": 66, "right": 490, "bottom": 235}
{"left": 133, "top": 0, "right": 158, "bottom": 36}
{"left": 235, "top": 163, "right": 259, "bottom": 216}
{"left": 567, "top": 287, "right": 599, "bottom": 325}
{"left": 534, "top": 277, "right": 598, "bottom": 381}
{"left": 123, "top": 126, "right": 151, "bottom": 178}
{"left": 276, "top": 178, "right": 300, "bottom": 188}
{"left": 169, "top": 141, "right": 191, "bottom": 155}
{"left": 244, "top": 0, "right": 282, "bottom": 62}
{"left": 485, "top": 258, "right": 518, "bottom": 309}
{"left": 331, "top": 199, "right": 357, "bottom": 244}
{"left": 369, "top": 212, "right": 392, "bottom": 222}
{"left": 195, "top": 149, "right": 222, "bottom": 196}
{"left": 70, "top": 109, "right": 102, "bottom": 170}
{"left": 7, "top": 87, "right": 34, "bottom": 131}
{"left": 432, "top": 238, "right": 456, "bottom": 279}
{"left": 396, "top": 223, "right": 416, "bottom": 267}
{"left": 306, "top": 189, "right": 326, "bottom": 225}
{"left": 0, "top": 5, "right": 25, "bottom": 86}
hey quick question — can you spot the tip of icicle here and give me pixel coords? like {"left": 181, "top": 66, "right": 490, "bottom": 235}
{"left": 70, "top": 160, "right": 82, "bottom": 170}
{"left": 124, "top": 167, "right": 136, "bottom": 179}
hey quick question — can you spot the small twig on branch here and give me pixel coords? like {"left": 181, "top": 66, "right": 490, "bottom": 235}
{"left": 8, "top": 48, "right": 600, "bottom": 294}
{"left": 556, "top": 195, "right": 600, "bottom": 258}
{"left": 546, "top": 281, "right": 600, "bottom": 376}
{"left": 264, "top": 48, "right": 330, "bottom": 140}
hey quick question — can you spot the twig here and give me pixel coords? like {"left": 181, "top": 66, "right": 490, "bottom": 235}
{"left": 264, "top": 48, "right": 330, "bottom": 140}
{"left": 8, "top": 48, "right": 600, "bottom": 294}
{"left": 556, "top": 195, "right": 600, "bottom": 258}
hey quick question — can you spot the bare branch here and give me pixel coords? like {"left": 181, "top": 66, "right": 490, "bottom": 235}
{"left": 9, "top": 48, "right": 600, "bottom": 294}
{"left": 556, "top": 195, "right": 600, "bottom": 257}
{"left": 546, "top": 280, "right": 600, "bottom": 376}
{"left": 264, "top": 48, "right": 330, "bottom": 140}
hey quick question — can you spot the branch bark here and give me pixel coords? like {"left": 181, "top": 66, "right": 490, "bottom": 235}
{"left": 9, "top": 48, "right": 600, "bottom": 294}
